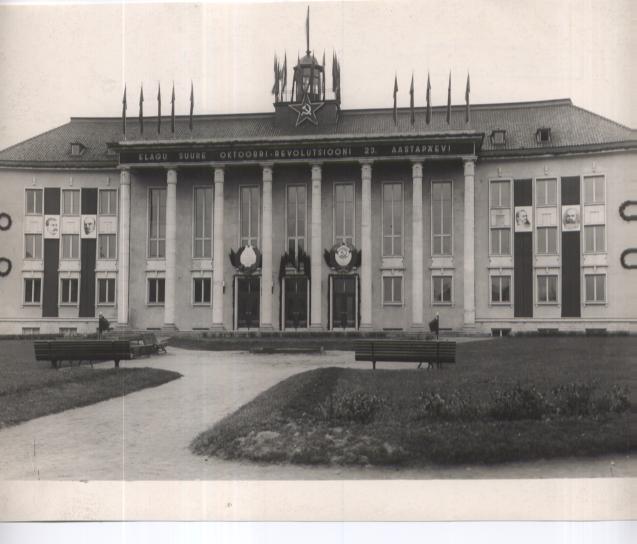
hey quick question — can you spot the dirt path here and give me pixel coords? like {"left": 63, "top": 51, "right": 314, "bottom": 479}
{"left": 0, "top": 345, "right": 634, "bottom": 480}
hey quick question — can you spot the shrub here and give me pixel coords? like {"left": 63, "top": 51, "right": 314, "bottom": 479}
{"left": 415, "top": 390, "right": 479, "bottom": 421}
{"left": 551, "top": 382, "right": 597, "bottom": 416}
{"left": 318, "top": 390, "right": 386, "bottom": 424}
{"left": 488, "top": 383, "right": 548, "bottom": 421}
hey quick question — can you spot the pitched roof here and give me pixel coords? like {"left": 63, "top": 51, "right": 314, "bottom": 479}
{"left": 0, "top": 99, "right": 634, "bottom": 168}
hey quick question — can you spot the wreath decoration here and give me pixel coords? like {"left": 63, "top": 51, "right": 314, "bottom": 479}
{"left": 0, "top": 257, "right": 12, "bottom": 277}
{"left": 619, "top": 201, "right": 637, "bottom": 222}
{"left": 323, "top": 241, "right": 361, "bottom": 272}
{"left": 0, "top": 213, "right": 11, "bottom": 231}
{"left": 620, "top": 248, "right": 637, "bottom": 269}
{"left": 229, "top": 245, "right": 262, "bottom": 274}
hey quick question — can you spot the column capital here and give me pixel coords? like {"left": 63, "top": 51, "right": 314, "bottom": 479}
{"left": 463, "top": 159, "right": 475, "bottom": 176}
{"left": 119, "top": 169, "right": 131, "bottom": 185}
{"left": 412, "top": 162, "right": 423, "bottom": 178}
{"left": 260, "top": 161, "right": 275, "bottom": 169}
{"left": 166, "top": 168, "right": 178, "bottom": 184}
{"left": 311, "top": 163, "right": 322, "bottom": 180}
{"left": 214, "top": 166, "right": 225, "bottom": 183}
{"left": 262, "top": 164, "right": 273, "bottom": 182}
{"left": 361, "top": 162, "right": 372, "bottom": 179}
{"left": 359, "top": 158, "right": 374, "bottom": 166}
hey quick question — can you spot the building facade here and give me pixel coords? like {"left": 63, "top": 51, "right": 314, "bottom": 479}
{"left": 0, "top": 50, "right": 635, "bottom": 335}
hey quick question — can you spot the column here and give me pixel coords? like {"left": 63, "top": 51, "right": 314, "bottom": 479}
{"left": 411, "top": 161, "right": 424, "bottom": 329}
{"left": 260, "top": 164, "right": 274, "bottom": 330}
{"left": 310, "top": 163, "right": 323, "bottom": 329}
{"left": 360, "top": 161, "right": 373, "bottom": 329}
{"left": 463, "top": 158, "right": 476, "bottom": 326}
{"left": 116, "top": 168, "right": 130, "bottom": 326}
{"left": 163, "top": 168, "right": 178, "bottom": 329}
{"left": 211, "top": 166, "right": 225, "bottom": 330}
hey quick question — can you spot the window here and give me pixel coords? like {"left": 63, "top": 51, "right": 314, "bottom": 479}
{"left": 239, "top": 186, "right": 260, "bottom": 247}
{"left": 431, "top": 181, "right": 452, "bottom": 255}
{"left": 25, "top": 189, "right": 43, "bottom": 215}
{"left": 193, "top": 187, "right": 213, "bottom": 258}
{"left": 22, "top": 327, "right": 40, "bottom": 336}
{"left": 490, "top": 180, "right": 510, "bottom": 208}
{"left": 432, "top": 275, "right": 452, "bottom": 304}
{"left": 490, "top": 130, "right": 506, "bottom": 145}
{"left": 286, "top": 185, "right": 307, "bottom": 256}
{"left": 60, "top": 278, "right": 79, "bottom": 304}
{"left": 61, "top": 189, "right": 80, "bottom": 215}
{"left": 536, "top": 128, "right": 551, "bottom": 143}
{"left": 537, "top": 274, "right": 558, "bottom": 303}
{"left": 584, "top": 225, "right": 605, "bottom": 253}
{"left": 536, "top": 178, "right": 557, "bottom": 207}
{"left": 59, "top": 327, "right": 78, "bottom": 336}
{"left": 193, "top": 277, "right": 211, "bottom": 304}
{"left": 24, "top": 278, "right": 41, "bottom": 304}
{"left": 70, "top": 143, "right": 84, "bottom": 156}
{"left": 98, "top": 234, "right": 117, "bottom": 259}
{"left": 97, "top": 278, "right": 115, "bottom": 304}
{"left": 537, "top": 227, "right": 558, "bottom": 254}
{"left": 334, "top": 183, "right": 354, "bottom": 245}
{"left": 61, "top": 234, "right": 80, "bottom": 259}
{"left": 383, "top": 183, "right": 403, "bottom": 256}
{"left": 585, "top": 274, "right": 606, "bottom": 303}
{"left": 584, "top": 176, "right": 605, "bottom": 205}
{"left": 148, "top": 278, "right": 165, "bottom": 304}
{"left": 382, "top": 276, "right": 403, "bottom": 305}
{"left": 99, "top": 189, "right": 117, "bottom": 215}
{"left": 148, "top": 188, "right": 166, "bottom": 258}
{"left": 490, "top": 275, "right": 511, "bottom": 304}
{"left": 24, "top": 234, "right": 42, "bottom": 259}
{"left": 490, "top": 228, "right": 511, "bottom": 255}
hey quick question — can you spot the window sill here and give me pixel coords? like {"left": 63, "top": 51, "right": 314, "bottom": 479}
{"left": 490, "top": 302, "right": 511, "bottom": 306}
{"left": 59, "top": 303, "right": 79, "bottom": 307}
{"left": 147, "top": 303, "right": 165, "bottom": 307}
{"left": 536, "top": 302, "right": 559, "bottom": 306}
{"left": 432, "top": 302, "right": 453, "bottom": 306}
{"left": 192, "top": 302, "right": 212, "bottom": 307}
{"left": 97, "top": 303, "right": 116, "bottom": 307}
{"left": 584, "top": 301, "right": 607, "bottom": 305}
{"left": 382, "top": 302, "right": 403, "bottom": 307}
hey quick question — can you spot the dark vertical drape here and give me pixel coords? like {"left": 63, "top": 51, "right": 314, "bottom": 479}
{"left": 513, "top": 179, "right": 533, "bottom": 318}
{"left": 79, "top": 188, "right": 98, "bottom": 317}
{"left": 561, "top": 177, "right": 581, "bottom": 317}
{"left": 42, "top": 188, "right": 60, "bottom": 317}
{"left": 81, "top": 188, "right": 98, "bottom": 214}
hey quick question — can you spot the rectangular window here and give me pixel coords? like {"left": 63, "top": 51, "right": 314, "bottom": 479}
{"left": 148, "top": 278, "right": 165, "bottom": 304}
{"left": 24, "top": 234, "right": 42, "bottom": 259}
{"left": 584, "top": 225, "right": 605, "bottom": 254}
{"left": 536, "top": 178, "right": 557, "bottom": 207}
{"left": 22, "top": 327, "right": 40, "bottom": 336}
{"left": 382, "top": 276, "right": 403, "bottom": 305}
{"left": 59, "top": 327, "right": 78, "bottom": 337}
{"left": 61, "top": 189, "right": 80, "bottom": 215}
{"left": 432, "top": 275, "right": 452, "bottom": 304}
{"left": 537, "top": 226, "right": 558, "bottom": 254}
{"left": 334, "top": 183, "right": 354, "bottom": 245}
{"left": 25, "top": 189, "right": 43, "bottom": 215}
{"left": 239, "top": 186, "right": 260, "bottom": 247}
{"left": 148, "top": 188, "right": 166, "bottom": 258}
{"left": 585, "top": 274, "right": 606, "bottom": 303}
{"left": 383, "top": 182, "right": 403, "bottom": 256}
{"left": 24, "top": 278, "right": 41, "bottom": 304}
{"left": 537, "top": 274, "right": 558, "bottom": 303}
{"left": 490, "top": 180, "right": 511, "bottom": 208}
{"left": 61, "top": 234, "right": 80, "bottom": 259}
{"left": 490, "top": 275, "right": 511, "bottom": 304}
{"left": 193, "top": 277, "right": 211, "bottom": 304}
{"left": 60, "top": 278, "right": 79, "bottom": 304}
{"left": 99, "top": 189, "right": 118, "bottom": 215}
{"left": 97, "top": 278, "right": 116, "bottom": 304}
{"left": 286, "top": 185, "right": 307, "bottom": 255}
{"left": 98, "top": 234, "right": 117, "bottom": 259}
{"left": 431, "top": 181, "right": 452, "bottom": 255}
{"left": 490, "top": 228, "right": 511, "bottom": 255}
{"left": 193, "top": 187, "right": 213, "bottom": 258}
{"left": 584, "top": 176, "right": 605, "bottom": 205}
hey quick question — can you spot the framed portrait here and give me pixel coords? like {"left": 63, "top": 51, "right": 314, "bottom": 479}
{"left": 43, "top": 214, "right": 60, "bottom": 239}
{"left": 514, "top": 206, "right": 532, "bottom": 232}
{"left": 81, "top": 214, "right": 97, "bottom": 238}
{"left": 561, "top": 205, "right": 581, "bottom": 231}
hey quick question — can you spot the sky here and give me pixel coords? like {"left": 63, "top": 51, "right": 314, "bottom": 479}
{"left": 0, "top": 0, "right": 634, "bottom": 151}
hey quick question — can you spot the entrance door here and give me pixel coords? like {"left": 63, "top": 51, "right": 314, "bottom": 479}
{"left": 236, "top": 276, "right": 260, "bottom": 329}
{"left": 331, "top": 276, "right": 357, "bottom": 329}
{"left": 284, "top": 277, "right": 308, "bottom": 329}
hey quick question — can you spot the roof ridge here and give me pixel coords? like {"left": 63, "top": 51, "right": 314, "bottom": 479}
{"left": 0, "top": 121, "right": 72, "bottom": 155}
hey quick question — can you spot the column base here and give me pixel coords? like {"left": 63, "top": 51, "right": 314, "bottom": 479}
{"left": 209, "top": 323, "right": 226, "bottom": 332}
{"left": 161, "top": 324, "right": 179, "bottom": 333}
{"left": 410, "top": 324, "right": 426, "bottom": 332}
{"left": 309, "top": 324, "right": 324, "bottom": 331}
{"left": 359, "top": 323, "right": 374, "bottom": 331}
{"left": 259, "top": 324, "right": 276, "bottom": 332}
{"left": 114, "top": 323, "right": 130, "bottom": 331}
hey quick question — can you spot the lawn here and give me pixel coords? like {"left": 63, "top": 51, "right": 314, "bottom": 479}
{"left": 191, "top": 336, "right": 636, "bottom": 466}
{"left": 0, "top": 340, "right": 181, "bottom": 428}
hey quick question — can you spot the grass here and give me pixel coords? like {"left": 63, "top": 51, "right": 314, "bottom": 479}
{"left": 0, "top": 340, "right": 181, "bottom": 428}
{"left": 191, "top": 336, "right": 636, "bottom": 466}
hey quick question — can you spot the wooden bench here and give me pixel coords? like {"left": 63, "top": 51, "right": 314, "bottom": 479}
{"left": 101, "top": 332, "right": 168, "bottom": 357}
{"left": 34, "top": 340, "right": 133, "bottom": 369}
{"left": 354, "top": 339, "right": 456, "bottom": 370}
{"left": 142, "top": 333, "right": 168, "bottom": 354}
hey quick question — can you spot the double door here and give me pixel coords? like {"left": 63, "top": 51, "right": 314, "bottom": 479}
{"left": 236, "top": 276, "right": 260, "bottom": 329}
{"left": 331, "top": 275, "right": 357, "bottom": 329}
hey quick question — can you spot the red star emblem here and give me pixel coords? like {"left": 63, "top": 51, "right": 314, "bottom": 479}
{"left": 289, "top": 93, "right": 325, "bottom": 127}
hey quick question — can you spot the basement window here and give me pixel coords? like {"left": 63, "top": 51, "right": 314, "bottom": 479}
{"left": 536, "top": 128, "right": 551, "bottom": 144}
{"left": 70, "top": 142, "right": 86, "bottom": 156}
{"left": 490, "top": 130, "right": 506, "bottom": 146}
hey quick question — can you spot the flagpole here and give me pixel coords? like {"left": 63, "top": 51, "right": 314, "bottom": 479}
{"left": 122, "top": 84, "right": 127, "bottom": 139}
{"left": 189, "top": 81, "right": 194, "bottom": 131}
{"left": 170, "top": 82, "right": 175, "bottom": 135}
{"left": 157, "top": 82, "right": 161, "bottom": 135}
{"left": 446, "top": 72, "right": 451, "bottom": 125}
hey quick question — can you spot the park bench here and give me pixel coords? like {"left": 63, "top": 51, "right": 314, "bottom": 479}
{"left": 101, "top": 331, "right": 168, "bottom": 357}
{"left": 33, "top": 340, "right": 133, "bottom": 369}
{"left": 354, "top": 339, "right": 456, "bottom": 370}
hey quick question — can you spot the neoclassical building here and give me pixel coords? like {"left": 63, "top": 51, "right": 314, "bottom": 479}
{"left": 0, "top": 40, "right": 636, "bottom": 335}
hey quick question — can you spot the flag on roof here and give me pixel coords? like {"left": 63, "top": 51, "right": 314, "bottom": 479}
{"left": 465, "top": 72, "right": 471, "bottom": 123}
{"left": 157, "top": 83, "right": 161, "bottom": 134}
{"left": 446, "top": 72, "right": 451, "bottom": 124}
{"left": 189, "top": 81, "right": 194, "bottom": 131}
{"left": 139, "top": 84, "right": 144, "bottom": 135}
{"left": 426, "top": 73, "right": 431, "bottom": 124}
{"left": 393, "top": 75, "right": 398, "bottom": 125}
{"left": 121, "top": 85, "right": 127, "bottom": 136}
{"left": 170, "top": 82, "right": 175, "bottom": 134}
{"left": 409, "top": 74, "right": 415, "bottom": 126}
